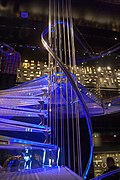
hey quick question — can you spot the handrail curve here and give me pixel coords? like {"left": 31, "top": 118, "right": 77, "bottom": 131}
{"left": 41, "top": 23, "right": 93, "bottom": 179}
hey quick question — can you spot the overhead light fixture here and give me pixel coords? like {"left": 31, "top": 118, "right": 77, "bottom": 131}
{"left": 20, "top": 11, "right": 29, "bottom": 19}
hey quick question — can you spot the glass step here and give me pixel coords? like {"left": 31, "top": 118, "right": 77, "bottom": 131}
{"left": 0, "top": 118, "right": 51, "bottom": 133}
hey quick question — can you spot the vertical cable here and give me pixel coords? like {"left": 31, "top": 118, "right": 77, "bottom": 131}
{"left": 53, "top": 0, "right": 57, "bottom": 147}
{"left": 48, "top": 0, "right": 52, "bottom": 144}
{"left": 58, "top": 0, "right": 65, "bottom": 166}
{"left": 76, "top": 100, "right": 82, "bottom": 176}
{"left": 66, "top": 0, "right": 71, "bottom": 67}
{"left": 65, "top": 0, "right": 72, "bottom": 168}
{"left": 61, "top": 0, "right": 66, "bottom": 166}
{"left": 68, "top": 0, "right": 77, "bottom": 170}
{"left": 68, "top": 0, "right": 76, "bottom": 69}
{"left": 53, "top": 1, "right": 60, "bottom": 148}
{"left": 62, "top": 0, "right": 67, "bottom": 65}
{"left": 68, "top": 0, "right": 82, "bottom": 173}
{"left": 71, "top": 86, "right": 76, "bottom": 172}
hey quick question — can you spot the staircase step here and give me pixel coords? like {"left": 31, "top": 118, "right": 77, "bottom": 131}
{"left": 0, "top": 118, "right": 51, "bottom": 133}
{"left": 0, "top": 135, "right": 57, "bottom": 150}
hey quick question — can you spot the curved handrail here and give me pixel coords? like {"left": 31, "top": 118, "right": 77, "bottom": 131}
{"left": 41, "top": 23, "right": 93, "bottom": 179}
{"left": 78, "top": 42, "right": 120, "bottom": 63}
{"left": 73, "top": 23, "right": 120, "bottom": 63}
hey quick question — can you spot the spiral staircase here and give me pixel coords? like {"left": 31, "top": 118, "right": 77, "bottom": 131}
{"left": 1, "top": 0, "right": 120, "bottom": 180}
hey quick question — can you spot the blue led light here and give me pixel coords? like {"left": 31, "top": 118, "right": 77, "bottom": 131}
{"left": 13, "top": 139, "right": 17, "bottom": 142}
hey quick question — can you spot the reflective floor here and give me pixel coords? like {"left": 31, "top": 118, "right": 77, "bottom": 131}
{"left": 0, "top": 166, "right": 83, "bottom": 180}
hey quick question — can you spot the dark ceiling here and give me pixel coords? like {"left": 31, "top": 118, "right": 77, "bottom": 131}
{"left": 0, "top": 0, "right": 120, "bottom": 30}
{"left": 0, "top": 0, "right": 120, "bottom": 62}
